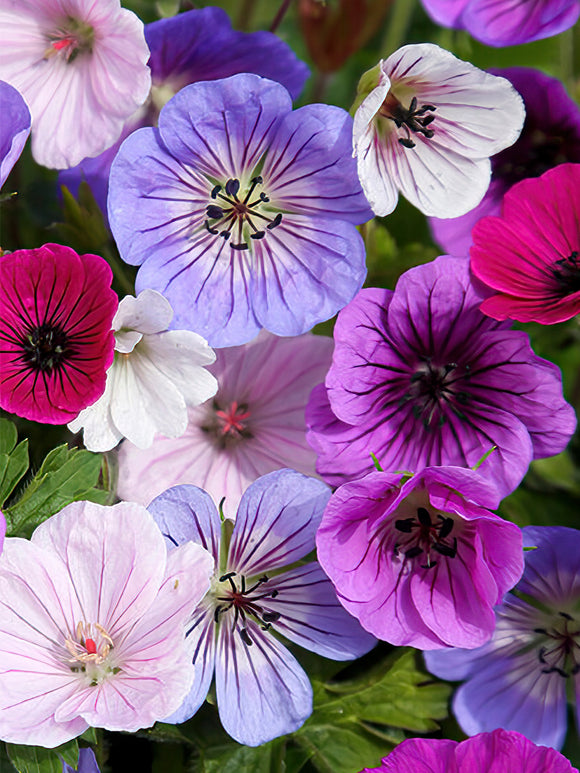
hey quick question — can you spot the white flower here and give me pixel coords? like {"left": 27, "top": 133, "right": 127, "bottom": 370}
{"left": 353, "top": 43, "right": 525, "bottom": 218}
{"left": 69, "top": 289, "right": 217, "bottom": 451}
{"left": 0, "top": 0, "right": 151, "bottom": 169}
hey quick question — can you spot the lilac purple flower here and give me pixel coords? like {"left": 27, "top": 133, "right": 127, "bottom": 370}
{"left": 0, "top": 0, "right": 151, "bottom": 169}
{"left": 420, "top": 0, "right": 580, "bottom": 47}
{"left": 0, "top": 81, "right": 30, "bottom": 188}
{"left": 358, "top": 729, "right": 578, "bottom": 772}
{"left": 108, "top": 72, "right": 372, "bottom": 347}
{"left": 430, "top": 67, "right": 580, "bottom": 257}
{"left": 148, "top": 469, "right": 376, "bottom": 746}
{"left": 0, "top": 244, "right": 117, "bottom": 424}
{"left": 62, "top": 749, "right": 100, "bottom": 773}
{"left": 117, "top": 331, "right": 334, "bottom": 518}
{"left": 60, "top": 6, "right": 309, "bottom": 218}
{"left": 317, "top": 466, "right": 523, "bottom": 649}
{"left": 352, "top": 44, "right": 524, "bottom": 218}
{"left": 471, "top": 163, "right": 580, "bottom": 325}
{"left": 306, "top": 257, "right": 576, "bottom": 497}
{"left": 425, "top": 526, "right": 580, "bottom": 750}
{"left": 0, "top": 500, "right": 214, "bottom": 746}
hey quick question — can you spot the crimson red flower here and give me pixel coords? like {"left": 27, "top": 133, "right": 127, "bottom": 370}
{"left": 0, "top": 244, "right": 117, "bottom": 423}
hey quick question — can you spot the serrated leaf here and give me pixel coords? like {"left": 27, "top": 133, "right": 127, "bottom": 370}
{"left": 4, "top": 445, "right": 106, "bottom": 537}
{"left": 6, "top": 740, "right": 78, "bottom": 773}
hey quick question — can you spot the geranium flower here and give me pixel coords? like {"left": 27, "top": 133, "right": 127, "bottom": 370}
{"left": 68, "top": 289, "right": 217, "bottom": 451}
{"left": 306, "top": 257, "right": 576, "bottom": 497}
{"left": 63, "top": 749, "right": 100, "bottom": 773}
{"left": 358, "top": 729, "right": 578, "bottom": 772}
{"left": 430, "top": 67, "right": 580, "bottom": 257}
{"left": 108, "top": 73, "right": 372, "bottom": 347}
{"left": 0, "top": 500, "right": 214, "bottom": 746}
{"left": 0, "top": 81, "right": 30, "bottom": 187}
{"left": 148, "top": 469, "right": 376, "bottom": 746}
{"left": 470, "top": 163, "right": 580, "bottom": 325}
{"left": 420, "top": 0, "right": 580, "bottom": 47}
{"left": 60, "top": 6, "right": 309, "bottom": 219}
{"left": 0, "top": 0, "right": 151, "bottom": 169}
{"left": 352, "top": 43, "right": 524, "bottom": 218}
{"left": 117, "top": 331, "right": 333, "bottom": 518}
{"left": 0, "top": 244, "right": 117, "bottom": 424}
{"left": 317, "top": 466, "right": 523, "bottom": 649}
{"left": 425, "top": 526, "right": 580, "bottom": 750}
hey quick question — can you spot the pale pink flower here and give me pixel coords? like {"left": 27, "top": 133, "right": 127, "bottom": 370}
{"left": 0, "top": 0, "right": 151, "bottom": 169}
{"left": 117, "top": 331, "right": 333, "bottom": 519}
{"left": 0, "top": 500, "right": 214, "bottom": 747}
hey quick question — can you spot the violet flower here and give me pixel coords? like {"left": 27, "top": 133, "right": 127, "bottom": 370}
{"left": 148, "top": 469, "right": 376, "bottom": 746}
{"left": 470, "top": 163, "right": 580, "bottom": 325}
{"left": 420, "top": 0, "right": 580, "bottom": 47}
{"left": 108, "top": 73, "right": 372, "bottom": 347}
{"left": 352, "top": 44, "right": 524, "bottom": 218}
{"left": 317, "top": 466, "right": 523, "bottom": 649}
{"left": 306, "top": 257, "right": 576, "bottom": 497}
{"left": 0, "top": 0, "right": 151, "bottom": 169}
{"left": 0, "top": 244, "right": 117, "bottom": 424}
{"left": 430, "top": 67, "right": 580, "bottom": 257}
{"left": 62, "top": 749, "right": 100, "bottom": 773}
{"left": 60, "top": 6, "right": 309, "bottom": 218}
{"left": 0, "top": 500, "right": 214, "bottom": 746}
{"left": 358, "top": 729, "right": 578, "bottom": 772}
{"left": 0, "top": 81, "right": 30, "bottom": 188}
{"left": 425, "top": 526, "right": 580, "bottom": 750}
{"left": 117, "top": 331, "right": 334, "bottom": 517}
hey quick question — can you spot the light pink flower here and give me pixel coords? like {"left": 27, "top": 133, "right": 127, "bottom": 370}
{"left": 0, "top": 0, "right": 151, "bottom": 169}
{"left": 0, "top": 500, "right": 214, "bottom": 747}
{"left": 117, "top": 331, "right": 333, "bottom": 519}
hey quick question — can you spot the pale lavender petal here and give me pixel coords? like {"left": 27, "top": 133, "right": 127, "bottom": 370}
{"left": 0, "top": 80, "right": 30, "bottom": 187}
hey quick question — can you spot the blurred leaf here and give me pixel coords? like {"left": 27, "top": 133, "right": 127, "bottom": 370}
{"left": 4, "top": 444, "right": 109, "bottom": 537}
{"left": 201, "top": 740, "right": 285, "bottom": 773}
{"left": 155, "top": 0, "right": 180, "bottom": 17}
{"left": 0, "top": 418, "right": 29, "bottom": 507}
{"left": 6, "top": 740, "right": 78, "bottom": 773}
{"left": 55, "top": 183, "right": 109, "bottom": 256}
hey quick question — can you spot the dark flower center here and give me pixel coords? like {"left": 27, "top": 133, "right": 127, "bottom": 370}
{"left": 20, "top": 323, "right": 72, "bottom": 373}
{"left": 534, "top": 611, "right": 580, "bottom": 678}
{"left": 200, "top": 399, "right": 253, "bottom": 449}
{"left": 379, "top": 93, "right": 437, "bottom": 149}
{"left": 493, "top": 128, "right": 571, "bottom": 189}
{"left": 402, "top": 358, "right": 471, "bottom": 430}
{"left": 551, "top": 250, "right": 580, "bottom": 295}
{"left": 393, "top": 507, "right": 457, "bottom": 570}
{"left": 214, "top": 571, "right": 281, "bottom": 646}
{"left": 45, "top": 17, "right": 95, "bottom": 63}
{"left": 204, "top": 176, "right": 283, "bottom": 250}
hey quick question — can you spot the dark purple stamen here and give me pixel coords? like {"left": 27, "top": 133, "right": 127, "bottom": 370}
{"left": 535, "top": 611, "right": 580, "bottom": 678}
{"left": 393, "top": 507, "right": 458, "bottom": 569}
{"left": 214, "top": 570, "right": 281, "bottom": 646}
{"left": 380, "top": 94, "right": 437, "bottom": 149}
{"left": 552, "top": 250, "right": 580, "bottom": 294}
{"left": 20, "top": 322, "right": 72, "bottom": 373}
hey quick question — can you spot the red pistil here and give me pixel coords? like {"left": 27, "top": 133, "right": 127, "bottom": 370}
{"left": 52, "top": 37, "right": 76, "bottom": 51}
{"left": 215, "top": 401, "right": 251, "bottom": 436}
{"left": 84, "top": 637, "right": 97, "bottom": 655}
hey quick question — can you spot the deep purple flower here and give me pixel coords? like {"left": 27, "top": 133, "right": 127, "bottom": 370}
{"left": 358, "top": 729, "right": 578, "bottom": 772}
{"left": 420, "top": 0, "right": 580, "bottom": 47}
{"left": 317, "top": 466, "right": 523, "bottom": 649}
{"left": 109, "top": 73, "right": 371, "bottom": 347}
{"left": 430, "top": 68, "right": 580, "bottom": 256}
{"left": 306, "top": 257, "right": 576, "bottom": 497}
{"left": 63, "top": 749, "right": 100, "bottom": 773}
{"left": 148, "top": 469, "right": 376, "bottom": 746}
{"left": 60, "top": 6, "right": 309, "bottom": 218}
{"left": 425, "top": 526, "right": 580, "bottom": 750}
{"left": 0, "top": 81, "right": 30, "bottom": 188}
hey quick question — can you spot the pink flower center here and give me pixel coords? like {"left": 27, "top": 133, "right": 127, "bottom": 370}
{"left": 65, "top": 621, "right": 114, "bottom": 667}
{"left": 215, "top": 401, "right": 251, "bottom": 437}
{"left": 45, "top": 18, "right": 95, "bottom": 63}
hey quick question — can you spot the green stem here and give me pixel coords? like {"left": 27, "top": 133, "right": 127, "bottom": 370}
{"left": 270, "top": 0, "right": 293, "bottom": 32}
{"left": 237, "top": 0, "right": 258, "bottom": 30}
{"left": 381, "top": 0, "right": 417, "bottom": 55}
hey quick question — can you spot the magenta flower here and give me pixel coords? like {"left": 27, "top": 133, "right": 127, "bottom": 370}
{"left": 0, "top": 244, "right": 117, "bottom": 424}
{"left": 430, "top": 67, "right": 580, "bottom": 257}
{"left": 0, "top": 81, "right": 30, "bottom": 188}
{"left": 148, "top": 470, "right": 376, "bottom": 746}
{"left": 425, "top": 527, "right": 580, "bottom": 750}
{"left": 0, "top": 500, "right": 214, "bottom": 746}
{"left": 471, "top": 163, "right": 580, "bottom": 325}
{"left": 0, "top": 0, "right": 151, "bottom": 169}
{"left": 420, "top": 0, "right": 580, "bottom": 47}
{"left": 117, "top": 331, "right": 333, "bottom": 518}
{"left": 317, "top": 466, "right": 523, "bottom": 650}
{"left": 358, "top": 729, "right": 578, "bottom": 772}
{"left": 306, "top": 257, "right": 576, "bottom": 497}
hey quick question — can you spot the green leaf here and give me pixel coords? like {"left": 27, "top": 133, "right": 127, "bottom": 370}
{"left": 201, "top": 739, "right": 285, "bottom": 773}
{"left": 295, "top": 723, "right": 391, "bottom": 773}
{"left": 4, "top": 445, "right": 108, "bottom": 537}
{"left": 0, "top": 418, "right": 29, "bottom": 508}
{"left": 6, "top": 740, "right": 78, "bottom": 773}
{"left": 0, "top": 417, "right": 18, "bottom": 455}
